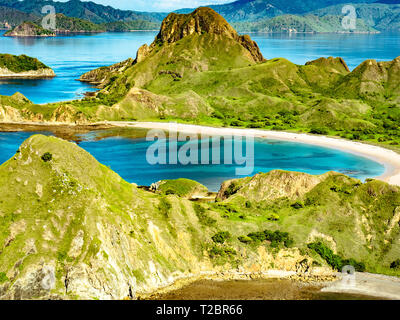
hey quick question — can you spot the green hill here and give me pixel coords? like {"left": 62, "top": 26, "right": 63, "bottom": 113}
{"left": 52, "top": 13, "right": 105, "bottom": 33}
{"left": 0, "top": 54, "right": 50, "bottom": 73}
{"left": 0, "top": 135, "right": 398, "bottom": 299}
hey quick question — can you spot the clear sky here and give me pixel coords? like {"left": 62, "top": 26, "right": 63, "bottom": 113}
{"left": 57, "top": 0, "right": 233, "bottom": 12}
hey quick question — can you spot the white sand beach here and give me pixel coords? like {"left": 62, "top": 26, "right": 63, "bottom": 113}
{"left": 109, "top": 121, "right": 400, "bottom": 187}
{"left": 322, "top": 272, "right": 400, "bottom": 300}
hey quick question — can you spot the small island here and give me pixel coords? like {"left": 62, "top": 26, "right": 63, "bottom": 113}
{"left": 0, "top": 54, "right": 55, "bottom": 78}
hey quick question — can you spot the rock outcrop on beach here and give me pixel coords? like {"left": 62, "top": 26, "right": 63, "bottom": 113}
{"left": 0, "top": 135, "right": 399, "bottom": 299}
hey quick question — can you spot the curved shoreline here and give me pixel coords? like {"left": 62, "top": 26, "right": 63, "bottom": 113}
{"left": 1, "top": 120, "right": 399, "bottom": 186}
{"left": 110, "top": 121, "right": 400, "bottom": 186}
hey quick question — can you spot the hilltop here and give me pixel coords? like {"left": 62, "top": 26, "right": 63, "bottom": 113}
{"left": 0, "top": 135, "right": 398, "bottom": 299}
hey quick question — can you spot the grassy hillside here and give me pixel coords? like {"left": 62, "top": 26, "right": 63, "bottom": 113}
{"left": 53, "top": 13, "right": 105, "bottom": 33}
{"left": 0, "top": 135, "right": 398, "bottom": 299}
{"left": 217, "top": 170, "right": 400, "bottom": 275}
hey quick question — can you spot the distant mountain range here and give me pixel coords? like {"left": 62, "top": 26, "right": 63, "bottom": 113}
{"left": 1, "top": 0, "right": 400, "bottom": 33}
{"left": 177, "top": 0, "right": 400, "bottom": 32}
{"left": 0, "top": 0, "right": 166, "bottom": 24}
{"left": 177, "top": 0, "right": 377, "bottom": 22}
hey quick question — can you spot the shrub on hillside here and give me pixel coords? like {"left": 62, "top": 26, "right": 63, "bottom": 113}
{"left": 390, "top": 259, "right": 400, "bottom": 270}
{"left": 41, "top": 152, "right": 53, "bottom": 162}
{"left": 308, "top": 242, "right": 365, "bottom": 272}
{"left": 310, "top": 127, "right": 328, "bottom": 135}
{"left": 212, "top": 231, "right": 231, "bottom": 244}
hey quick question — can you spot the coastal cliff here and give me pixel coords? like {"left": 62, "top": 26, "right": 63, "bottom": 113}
{"left": 0, "top": 54, "right": 55, "bottom": 79}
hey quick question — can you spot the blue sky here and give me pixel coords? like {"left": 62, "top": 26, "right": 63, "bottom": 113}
{"left": 57, "top": 0, "right": 233, "bottom": 12}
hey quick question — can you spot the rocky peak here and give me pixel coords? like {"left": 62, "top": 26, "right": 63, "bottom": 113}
{"left": 153, "top": 7, "right": 265, "bottom": 63}
{"left": 156, "top": 7, "right": 238, "bottom": 44}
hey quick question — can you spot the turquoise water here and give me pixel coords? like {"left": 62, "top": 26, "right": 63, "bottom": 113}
{"left": 0, "top": 31, "right": 400, "bottom": 103}
{"left": 0, "top": 130, "right": 385, "bottom": 191}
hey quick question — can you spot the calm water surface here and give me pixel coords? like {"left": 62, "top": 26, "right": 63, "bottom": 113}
{"left": 0, "top": 130, "right": 385, "bottom": 191}
{"left": 0, "top": 32, "right": 399, "bottom": 103}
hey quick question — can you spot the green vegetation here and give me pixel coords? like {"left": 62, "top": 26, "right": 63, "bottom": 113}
{"left": 211, "top": 231, "right": 231, "bottom": 244}
{"left": 193, "top": 203, "right": 216, "bottom": 226}
{"left": 391, "top": 259, "right": 400, "bottom": 270}
{"left": 53, "top": 14, "right": 105, "bottom": 33}
{"left": 156, "top": 178, "right": 208, "bottom": 198}
{"left": 0, "top": 272, "right": 8, "bottom": 283}
{"left": 158, "top": 197, "right": 172, "bottom": 218}
{"left": 0, "top": 54, "right": 50, "bottom": 73}
{"left": 0, "top": 134, "right": 398, "bottom": 299}
{"left": 308, "top": 242, "right": 366, "bottom": 272}
{"left": 0, "top": 0, "right": 164, "bottom": 25}
{"left": 245, "top": 230, "right": 294, "bottom": 248}
{"left": 41, "top": 152, "right": 52, "bottom": 162}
